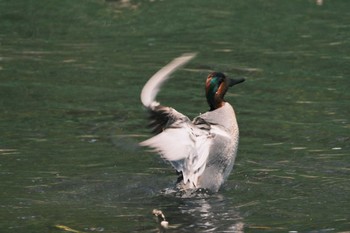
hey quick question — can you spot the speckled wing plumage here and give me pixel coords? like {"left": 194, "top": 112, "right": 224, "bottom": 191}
{"left": 140, "top": 115, "right": 213, "bottom": 189}
{"left": 140, "top": 53, "right": 213, "bottom": 188}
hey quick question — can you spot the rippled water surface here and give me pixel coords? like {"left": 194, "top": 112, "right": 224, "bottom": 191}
{"left": 1, "top": 0, "right": 349, "bottom": 232}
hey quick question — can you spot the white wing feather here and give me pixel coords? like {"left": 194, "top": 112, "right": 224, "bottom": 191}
{"left": 141, "top": 53, "right": 197, "bottom": 108}
{"left": 140, "top": 53, "right": 216, "bottom": 187}
{"left": 140, "top": 126, "right": 194, "bottom": 162}
{"left": 140, "top": 122, "right": 213, "bottom": 186}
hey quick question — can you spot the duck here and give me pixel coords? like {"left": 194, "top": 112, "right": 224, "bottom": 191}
{"left": 140, "top": 53, "right": 245, "bottom": 192}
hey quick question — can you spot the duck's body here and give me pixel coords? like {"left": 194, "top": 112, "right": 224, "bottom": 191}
{"left": 140, "top": 54, "right": 244, "bottom": 192}
{"left": 191, "top": 102, "right": 239, "bottom": 191}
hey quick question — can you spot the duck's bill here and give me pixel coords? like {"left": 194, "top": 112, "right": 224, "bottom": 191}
{"left": 229, "top": 77, "right": 245, "bottom": 87}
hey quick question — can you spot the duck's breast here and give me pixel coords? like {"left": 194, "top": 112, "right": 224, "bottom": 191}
{"left": 195, "top": 103, "right": 239, "bottom": 191}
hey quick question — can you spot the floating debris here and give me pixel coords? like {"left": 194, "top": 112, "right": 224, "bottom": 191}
{"left": 152, "top": 209, "right": 169, "bottom": 232}
{"left": 54, "top": 224, "right": 85, "bottom": 233}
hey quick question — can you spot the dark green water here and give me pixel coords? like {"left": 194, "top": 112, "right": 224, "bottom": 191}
{"left": 1, "top": 0, "right": 349, "bottom": 232}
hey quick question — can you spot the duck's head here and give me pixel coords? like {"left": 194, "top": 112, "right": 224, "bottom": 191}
{"left": 205, "top": 72, "right": 245, "bottom": 111}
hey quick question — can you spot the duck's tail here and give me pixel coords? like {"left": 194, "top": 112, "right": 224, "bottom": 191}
{"left": 140, "top": 53, "right": 197, "bottom": 109}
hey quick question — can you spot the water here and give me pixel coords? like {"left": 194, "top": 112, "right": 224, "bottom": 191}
{"left": 1, "top": 0, "right": 349, "bottom": 232}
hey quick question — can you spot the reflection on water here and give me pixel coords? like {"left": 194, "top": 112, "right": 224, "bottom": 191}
{"left": 28, "top": 169, "right": 245, "bottom": 232}
{"left": 174, "top": 195, "right": 244, "bottom": 232}
{"left": 151, "top": 187, "right": 244, "bottom": 232}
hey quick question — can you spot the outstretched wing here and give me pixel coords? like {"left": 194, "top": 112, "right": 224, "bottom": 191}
{"left": 140, "top": 53, "right": 196, "bottom": 134}
{"left": 140, "top": 53, "right": 196, "bottom": 109}
{"left": 140, "top": 118, "right": 213, "bottom": 187}
{"left": 140, "top": 53, "right": 214, "bottom": 187}
{"left": 146, "top": 104, "right": 183, "bottom": 134}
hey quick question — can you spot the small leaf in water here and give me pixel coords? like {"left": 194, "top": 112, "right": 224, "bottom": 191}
{"left": 54, "top": 224, "right": 84, "bottom": 233}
